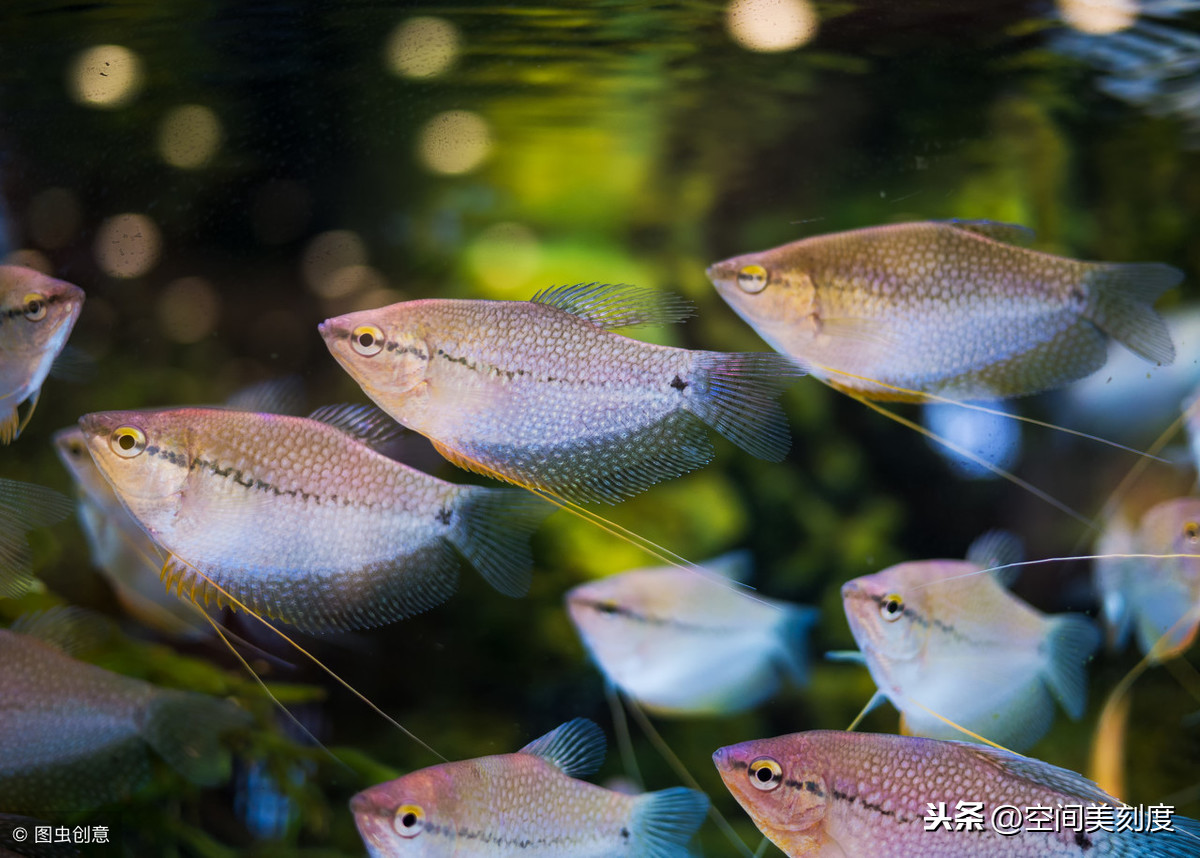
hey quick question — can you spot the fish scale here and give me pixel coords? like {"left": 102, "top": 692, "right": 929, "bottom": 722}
{"left": 714, "top": 731, "right": 1200, "bottom": 857}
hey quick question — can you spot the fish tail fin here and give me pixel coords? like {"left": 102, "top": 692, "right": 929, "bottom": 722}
{"left": 1086, "top": 262, "right": 1180, "bottom": 366}
{"left": 776, "top": 605, "right": 819, "bottom": 686}
{"left": 686, "top": 351, "right": 804, "bottom": 462}
{"left": 142, "top": 689, "right": 250, "bottom": 786}
{"left": 629, "top": 787, "right": 710, "bottom": 858}
{"left": 450, "top": 486, "right": 551, "bottom": 597}
{"left": 0, "top": 479, "right": 73, "bottom": 597}
{"left": 1042, "top": 613, "right": 1102, "bottom": 719}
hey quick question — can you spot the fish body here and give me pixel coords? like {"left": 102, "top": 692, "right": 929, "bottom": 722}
{"left": 319, "top": 284, "right": 800, "bottom": 504}
{"left": 0, "top": 610, "right": 247, "bottom": 814}
{"left": 706, "top": 220, "right": 1178, "bottom": 401}
{"left": 1096, "top": 497, "right": 1200, "bottom": 660}
{"left": 350, "top": 718, "right": 708, "bottom": 857}
{"left": 713, "top": 729, "right": 1200, "bottom": 857}
{"left": 53, "top": 427, "right": 212, "bottom": 639}
{"left": 840, "top": 533, "right": 1100, "bottom": 750}
{"left": 0, "top": 266, "right": 84, "bottom": 443}
{"left": 565, "top": 553, "right": 817, "bottom": 714}
{"left": 77, "top": 405, "right": 547, "bottom": 632}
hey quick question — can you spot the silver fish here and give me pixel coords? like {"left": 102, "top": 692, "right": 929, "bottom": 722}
{"left": 351, "top": 718, "right": 709, "bottom": 857}
{"left": 566, "top": 552, "right": 817, "bottom": 715}
{"left": 0, "top": 266, "right": 84, "bottom": 443}
{"left": 78, "top": 404, "right": 548, "bottom": 632}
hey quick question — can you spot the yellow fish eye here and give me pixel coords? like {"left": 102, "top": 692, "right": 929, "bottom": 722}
{"left": 392, "top": 804, "right": 425, "bottom": 838}
{"left": 736, "top": 264, "right": 768, "bottom": 294}
{"left": 1185, "top": 521, "right": 1200, "bottom": 543}
{"left": 748, "top": 757, "right": 783, "bottom": 791}
{"left": 880, "top": 593, "right": 904, "bottom": 622}
{"left": 22, "top": 292, "right": 47, "bottom": 321}
{"left": 110, "top": 425, "right": 147, "bottom": 459}
{"left": 351, "top": 324, "right": 385, "bottom": 357}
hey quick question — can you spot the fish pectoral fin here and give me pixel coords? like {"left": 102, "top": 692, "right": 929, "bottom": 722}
{"left": 530, "top": 282, "right": 694, "bottom": 329}
{"left": 0, "top": 404, "right": 19, "bottom": 445}
{"left": 944, "top": 219, "right": 1036, "bottom": 246}
{"left": 14, "top": 389, "right": 40, "bottom": 438}
{"left": 815, "top": 317, "right": 904, "bottom": 352}
{"left": 519, "top": 718, "right": 607, "bottom": 777}
{"left": 9, "top": 605, "right": 110, "bottom": 656}
{"left": 307, "top": 403, "right": 405, "bottom": 449}
{"left": 1042, "top": 613, "right": 1102, "bottom": 719}
{"left": 628, "top": 787, "right": 710, "bottom": 858}
{"left": 0, "top": 478, "right": 73, "bottom": 597}
{"left": 142, "top": 688, "right": 251, "bottom": 786}
{"left": 222, "top": 375, "right": 306, "bottom": 415}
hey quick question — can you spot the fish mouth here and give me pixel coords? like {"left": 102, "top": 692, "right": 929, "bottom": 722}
{"left": 349, "top": 792, "right": 375, "bottom": 816}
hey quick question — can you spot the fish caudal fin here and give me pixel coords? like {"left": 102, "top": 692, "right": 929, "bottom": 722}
{"left": 687, "top": 352, "right": 803, "bottom": 462}
{"left": 1086, "top": 262, "right": 1180, "bottom": 366}
{"left": 629, "top": 786, "right": 710, "bottom": 858}
{"left": 0, "top": 479, "right": 73, "bottom": 597}
{"left": 776, "top": 605, "right": 819, "bottom": 687}
{"left": 1042, "top": 613, "right": 1102, "bottom": 719}
{"left": 450, "top": 486, "right": 550, "bottom": 597}
{"left": 142, "top": 689, "right": 251, "bottom": 786}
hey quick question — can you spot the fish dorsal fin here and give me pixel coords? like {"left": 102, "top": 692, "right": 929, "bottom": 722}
{"left": 224, "top": 376, "right": 306, "bottom": 416}
{"left": 945, "top": 219, "right": 1036, "bottom": 246}
{"left": 530, "top": 283, "right": 694, "bottom": 330}
{"left": 966, "top": 530, "right": 1024, "bottom": 585}
{"left": 307, "top": 403, "right": 405, "bottom": 448}
{"left": 960, "top": 743, "right": 1117, "bottom": 806}
{"left": 519, "top": 717, "right": 607, "bottom": 777}
{"left": 9, "top": 606, "right": 110, "bottom": 656}
{"left": 701, "top": 549, "right": 754, "bottom": 583}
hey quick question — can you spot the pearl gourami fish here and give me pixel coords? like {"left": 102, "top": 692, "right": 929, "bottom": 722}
{"left": 0, "top": 266, "right": 84, "bottom": 443}
{"left": 53, "top": 427, "right": 212, "bottom": 639}
{"left": 1095, "top": 497, "right": 1200, "bottom": 660}
{"left": 0, "top": 478, "right": 72, "bottom": 598}
{"left": 566, "top": 552, "right": 818, "bottom": 715}
{"left": 0, "top": 608, "right": 248, "bottom": 814}
{"left": 319, "top": 283, "right": 802, "bottom": 504}
{"left": 350, "top": 718, "right": 709, "bottom": 857}
{"left": 78, "top": 404, "right": 548, "bottom": 632}
{"left": 840, "top": 532, "right": 1101, "bottom": 750}
{"left": 713, "top": 730, "right": 1200, "bottom": 857}
{"left": 706, "top": 220, "right": 1179, "bottom": 401}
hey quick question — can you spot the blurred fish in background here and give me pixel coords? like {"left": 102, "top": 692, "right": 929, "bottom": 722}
{"left": 0, "top": 477, "right": 71, "bottom": 599}
{"left": 566, "top": 552, "right": 818, "bottom": 716}
{"left": 840, "top": 531, "right": 1101, "bottom": 750}
{"left": 0, "top": 607, "right": 248, "bottom": 815}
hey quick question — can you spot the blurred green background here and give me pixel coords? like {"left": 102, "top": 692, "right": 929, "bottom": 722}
{"left": 1, "top": 0, "right": 1198, "bottom": 854}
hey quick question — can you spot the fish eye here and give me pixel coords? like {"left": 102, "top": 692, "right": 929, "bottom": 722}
{"left": 22, "top": 292, "right": 47, "bottom": 321}
{"left": 69, "top": 441, "right": 85, "bottom": 458}
{"left": 351, "top": 324, "right": 385, "bottom": 357}
{"left": 1185, "top": 522, "right": 1200, "bottom": 544}
{"left": 110, "top": 425, "right": 147, "bottom": 459}
{"left": 392, "top": 804, "right": 425, "bottom": 838}
{"left": 748, "top": 757, "right": 783, "bottom": 791}
{"left": 880, "top": 593, "right": 904, "bottom": 622}
{"left": 736, "top": 265, "right": 768, "bottom": 294}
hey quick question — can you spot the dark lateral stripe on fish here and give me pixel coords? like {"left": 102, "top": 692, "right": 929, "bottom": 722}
{"left": 845, "top": 587, "right": 972, "bottom": 642}
{"left": 0, "top": 291, "right": 73, "bottom": 323}
{"left": 572, "top": 597, "right": 742, "bottom": 634}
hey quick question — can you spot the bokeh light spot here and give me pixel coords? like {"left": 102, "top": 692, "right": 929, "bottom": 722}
{"left": 69, "top": 45, "right": 143, "bottom": 108}
{"left": 1057, "top": 0, "right": 1137, "bottom": 34}
{"left": 302, "top": 230, "right": 368, "bottom": 298}
{"left": 157, "top": 277, "right": 221, "bottom": 343}
{"left": 385, "top": 16, "right": 460, "bottom": 78}
{"left": 94, "top": 213, "right": 161, "bottom": 279}
{"left": 467, "top": 223, "right": 541, "bottom": 296}
{"left": 29, "top": 188, "right": 82, "bottom": 250}
{"left": 158, "top": 105, "right": 223, "bottom": 169}
{"left": 726, "top": 0, "right": 819, "bottom": 52}
{"left": 417, "top": 110, "right": 492, "bottom": 175}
